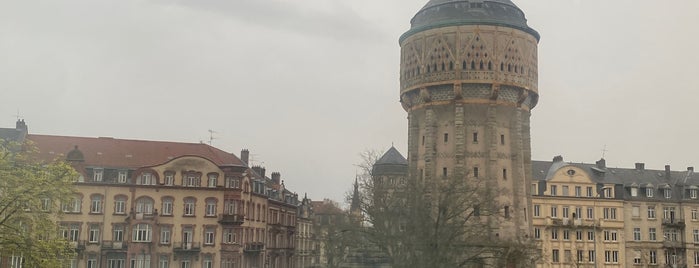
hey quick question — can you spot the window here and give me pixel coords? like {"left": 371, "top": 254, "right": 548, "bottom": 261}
{"left": 93, "top": 169, "right": 103, "bottom": 182}
{"left": 40, "top": 197, "right": 51, "bottom": 211}
{"left": 630, "top": 187, "right": 638, "bottom": 197}
{"left": 604, "top": 250, "right": 619, "bottom": 263}
{"left": 603, "top": 230, "right": 618, "bottom": 241}
{"left": 206, "top": 199, "right": 217, "bottom": 217}
{"left": 603, "top": 208, "right": 617, "bottom": 220}
{"left": 207, "top": 174, "right": 218, "bottom": 188}
{"left": 694, "top": 229, "right": 699, "bottom": 243}
{"left": 473, "top": 167, "right": 479, "bottom": 178}
{"left": 472, "top": 132, "right": 478, "bottom": 143}
{"left": 132, "top": 224, "right": 152, "bottom": 242}
{"left": 87, "top": 255, "right": 98, "bottom": 268}
{"left": 552, "top": 249, "right": 560, "bottom": 263}
{"left": 603, "top": 188, "right": 612, "bottom": 198}
{"left": 587, "top": 207, "right": 594, "bottom": 219}
{"left": 159, "top": 256, "right": 169, "bottom": 268}
{"left": 204, "top": 227, "right": 215, "bottom": 245}
{"left": 108, "top": 257, "right": 126, "bottom": 268}
{"left": 184, "top": 198, "right": 196, "bottom": 216}
{"left": 562, "top": 206, "right": 569, "bottom": 218}
{"left": 160, "top": 226, "right": 171, "bottom": 244}
{"left": 588, "top": 231, "right": 595, "bottom": 241}
{"left": 665, "top": 188, "right": 672, "bottom": 199}
{"left": 162, "top": 197, "right": 173, "bottom": 216}
{"left": 113, "top": 225, "right": 124, "bottom": 242}
{"left": 575, "top": 186, "right": 582, "bottom": 197}
{"left": 576, "top": 230, "right": 583, "bottom": 241}
{"left": 500, "top": 134, "right": 505, "bottom": 145}
{"left": 62, "top": 196, "right": 81, "bottom": 213}
{"left": 649, "top": 250, "right": 657, "bottom": 264}
{"left": 632, "top": 206, "right": 640, "bottom": 218}
{"left": 588, "top": 250, "right": 595, "bottom": 263}
{"left": 551, "top": 206, "right": 558, "bottom": 218}
{"left": 533, "top": 205, "right": 540, "bottom": 217}
{"left": 442, "top": 167, "right": 448, "bottom": 178}
{"left": 89, "top": 224, "right": 100, "bottom": 243}
{"left": 184, "top": 175, "right": 199, "bottom": 187}
{"left": 180, "top": 259, "right": 191, "bottom": 268}
{"left": 131, "top": 254, "right": 150, "bottom": 268}
{"left": 164, "top": 172, "right": 174, "bottom": 186}
{"left": 203, "top": 255, "right": 213, "bottom": 268}
{"left": 562, "top": 185, "right": 569, "bottom": 196}
{"left": 138, "top": 172, "right": 155, "bottom": 185}
{"left": 633, "top": 228, "right": 641, "bottom": 241}
{"left": 135, "top": 197, "right": 154, "bottom": 215}
{"left": 90, "top": 195, "right": 103, "bottom": 214}
{"left": 649, "top": 227, "right": 656, "bottom": 241}
{"left": 575, "top": 207, "right": 582, "bottom": 219}
{"left": 648, "top": 206, "right": 656, "bottom": 219}
{"left": 646, "top": 188, "right": 654, "bottom": 197}
{"left": 586, "top": 186, "right": 593, "bottom": 197}
{"left": 563, "top": 229, "right": 570, "bottom": 240}
{"left": 502, "top": 169, "right": 507, "bottom": 180}
{"left": 693, "top": 209, "right": 698, "bottom": 220}
{"left": 114, "top": 196, "right": 126, "bottom": 214}
{"left": 550, "top": 185, "right": 558, "bottom": 196}
{"left": 664, "top": 207, "right": 676, "bottom": 220}
{"left": 692, "top": 189, "right": 698, "bottom": 199}
{"left": 633, "top": 251, "right": 642, "bottom": 264}
{"left": 117, "top": 171, "right": 127, "bottom": 183}
{"left": 534, "top": 228, "right": 541, "bottom": 239}
{"left": 224, "top": 228, "right": 235, "bottom": 244}
{"left": 551, "top": 228, "right": 558, "bottom": 240}
{"left": 444, "top": 133, "right": 449, "bottom": 143}
{"left": 225, "top": 177, "right": 240, "bottom": 189}
{"left": 577, "top": 250, "right": 584, "bottom": 263}
{"left": 694, "top": 251, "right": 699, "bottom": 266}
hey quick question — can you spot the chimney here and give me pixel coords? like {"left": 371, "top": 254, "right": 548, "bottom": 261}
{"left": 251, "top": 166, "right": 262, "bottom": 176}
{"left": 688, "top": 167, "right": 695, "bottom": 172}
{"left": 271, "top": 172, "right": 281, "bottom": 185}
{"left": 665, "top": 165, "right": 671, "bottom": 179}
{"left": 260, "top": 167, "right": 266, "bottom": 178}
{"left": 553, "top": 155, "right": 564, "bottom": 163}
{"left": 240, "top": 149, "right": 250, "bottom": 165}
{"left": 596, "top": 158, "right": 606, "bottom": 169}
{"left": 15, "top": 119, "right": 27, "bottom": 133}
{"left": 635, "top": 163, "right": 645, "bottom": 171}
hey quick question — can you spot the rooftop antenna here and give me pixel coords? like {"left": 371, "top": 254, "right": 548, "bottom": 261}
{"left": 12, "top": 109, "right": 22, "bottom": 120}
{"left": 208, "top": 129, "right": 217, "bottom": 146}
{"left": 601, "top": 145, "right": 608, "bottom": 159}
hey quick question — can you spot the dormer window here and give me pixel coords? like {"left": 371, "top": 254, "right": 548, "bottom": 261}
{"left": 93, "top": 169, "right": 103, "bottom": 182}
{"left": 603, "top": 188, "right": 613, "bottom": 198}
{"left": 664, "top": 189, "right": 672, "bottom": 199}
{"left": 117, "top": 171, "right": 127, "bottom": 183}
{"left": 691, "top": 189, "right": 698, "bottom": 199}
{"left": 138, "top": 173, "right": 154, "bottom": 185}
{"left": 630, "top": 187, "right": 638, "bottom": 197}
{"left": 646, "top": 188, "right": 654, "bottom": 198}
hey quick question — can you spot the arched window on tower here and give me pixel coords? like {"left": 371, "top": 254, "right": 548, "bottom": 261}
{"left": 441, "top": 62, "right": 445, "bottom": 71}
{"left": 488, "top": 61, "right": 493, "bottom": 70}
{"left": 427, "top": 65, "right": 431, "bottom": 73}
{"left": 463, "top": 61, "right": 467, "bottom": 70}
{"left": 471, "top": 61, "right": 476, "bottom": 70}
{"left": 449, "top": 61, "right": 454, "bottom": 70}
{"left": 501, "top": 63, "right": 505, "bottom": 71}
{"left": 508, "top": 64, "right": 512, "bottom": 72}
{"left": 479, "top": 61, "right": 484, "bottom": 70}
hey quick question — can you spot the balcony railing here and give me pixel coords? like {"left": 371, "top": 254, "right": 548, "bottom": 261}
{"left": 173, "top": 242, "right": 201, "bottom": 252}
{"left": 663, "top": 240, "right": 686, "bottom": 249}
{"left": 244, "top": 242, "right": 264, "bottom": 253}
{"left": 101, "top": 241, "right": 128, "bottom": 250}
{"left": 69, "top": 240, "right": 86, "bottom": 250}
{"left": 218, "top": 213, "right": 245, "bottom": 225}
{"left": 663, "top": 218, "right": 686, "bottom": 227}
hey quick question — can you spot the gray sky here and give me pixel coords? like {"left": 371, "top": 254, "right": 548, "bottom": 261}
{"left": 2, "top": 0, "right": 699, "bottom": 204}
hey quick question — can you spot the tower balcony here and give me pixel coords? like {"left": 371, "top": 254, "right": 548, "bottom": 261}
{"left": 218, "top": 213, "right": 245, "bottom": 225}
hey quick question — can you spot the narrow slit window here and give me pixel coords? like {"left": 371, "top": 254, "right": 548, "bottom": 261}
{"left": 473, "top": 167, "right": 479, "bottom": 178}
{"left": 503, "top": 169, "right": 508, "bottom": 180}
{"left": 444, "top": 133, "right": 449, "bottom": 143}
{"left": 443, "top": 168, "right": 448, "bottom": 178}
{"left": 500, "top": 134, "right": 505, "bottom": 145}
{"left": 473, "top": 132, "right": 478, "bottom": 143}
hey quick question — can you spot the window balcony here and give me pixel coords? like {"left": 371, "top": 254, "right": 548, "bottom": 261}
{"left": 173, "top": 242, "right": 201, "bottom": 252}
{"left": 244, "top": 242, "right": 265, "bottom": 254}
{"left": 101, "top": 241, "right": 128, "bottom": 250}
{"left": 218, "top": 213, "right": 245, "bottom": 225}
{"left": 662, "top": 218, "right": 686, "bottom": 228}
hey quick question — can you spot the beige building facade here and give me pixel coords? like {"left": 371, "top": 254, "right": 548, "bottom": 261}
{"left": 533, "top": 156, "right": 699, "bottom": 268}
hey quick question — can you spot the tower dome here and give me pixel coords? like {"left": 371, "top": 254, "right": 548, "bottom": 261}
{"left": 402, "top": 0, "right": 539, "bottom": 42}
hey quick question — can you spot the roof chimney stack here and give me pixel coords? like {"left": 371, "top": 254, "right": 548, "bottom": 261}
{"left": 553, "top": 155, "right": 563, "bottom": 163}
{"left": 240, "top": 149, "right": 250, "bottom": 165}
{"left": 596, "top": 158, "right": 606, "bottom": 169}
{"left": 15, "top": 119, "right": 27, "bottom": 133}
{"left": 271, "top": 172, "right": 281, "bottom": 185}
{"left": 635, "top": 163, "right": 645, "bottom": 171}
{"left": 665, "top": 165, "right": 671, "bottom": 179}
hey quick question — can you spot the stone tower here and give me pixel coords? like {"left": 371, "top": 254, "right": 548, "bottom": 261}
{"left": 399, "top": 0, "right": 539, "bottom": 241}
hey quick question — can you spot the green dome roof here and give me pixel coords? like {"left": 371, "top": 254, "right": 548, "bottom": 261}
{"left": 401, "top": 0, "right": 539, "bottom": 42}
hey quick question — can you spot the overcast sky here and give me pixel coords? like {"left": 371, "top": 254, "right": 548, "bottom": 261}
{"left": 2, "top": 0, "right": 699, "bottom": 204}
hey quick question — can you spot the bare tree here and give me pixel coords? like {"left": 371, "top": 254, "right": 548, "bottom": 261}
{"left": 346, "top": 149, "right": 538, "bottom": 268}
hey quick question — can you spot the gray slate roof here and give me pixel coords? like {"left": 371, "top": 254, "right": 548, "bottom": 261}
{"left": 403, "top": 0, "right": 539, "bottom": 42}
{"left": 0, "top": 127, "right": 25, "bottom": 142}
{"left": 372, "top": 147, "right": 408, "bottom": 176}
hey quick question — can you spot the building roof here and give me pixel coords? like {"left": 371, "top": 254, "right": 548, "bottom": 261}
{"left": 27, "top": 134, "right": 246, "bottom": 169}
{"left": 311, "top": 200, "right": 344, "bottom": 215}
{"left": 402, "top": 0, "right": 539, "bottom": 42}
{"left": 372, "top": 147, "right": 408, "bottom": 176}
{"left": 0, "top": 128, "right": 24, "bottom": 142}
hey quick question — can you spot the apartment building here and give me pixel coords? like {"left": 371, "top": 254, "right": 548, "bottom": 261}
{"left": 0, "top": 121, "right": 301, "bottom": 268}
{"left": 534, "top": 156, "right": 699, "bottom": 268}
